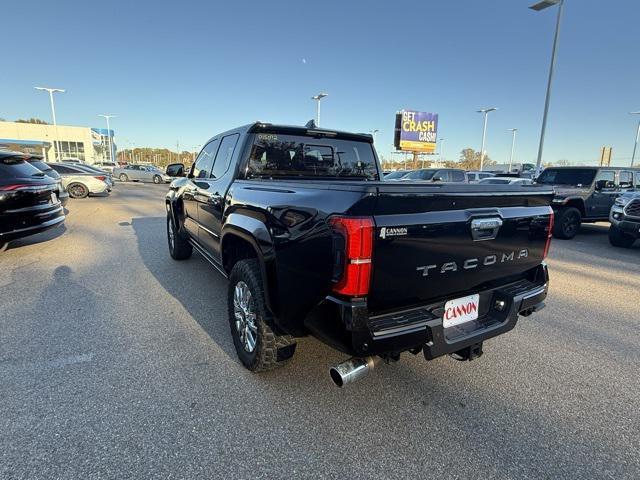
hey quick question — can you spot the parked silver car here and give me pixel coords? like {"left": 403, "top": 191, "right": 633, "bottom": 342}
{"left": 47, "top": 163, "right": 112, "bottom": 198}
{"left": 114, "top": 164, "right": 172, "bottom": 183}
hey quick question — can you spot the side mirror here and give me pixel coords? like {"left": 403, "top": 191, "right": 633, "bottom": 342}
{"left": 166, "top": 163, "right": 186, "bottom": 177}
{"left": 432, "top": 176, "right": 444, "bottom": 182}
{"left": 594, "top": 179, "right": 612, "bottom": 190}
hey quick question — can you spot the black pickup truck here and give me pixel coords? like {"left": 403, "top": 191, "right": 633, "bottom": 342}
{"left": 166, "top": 122, "right": 554, "bottom": 386}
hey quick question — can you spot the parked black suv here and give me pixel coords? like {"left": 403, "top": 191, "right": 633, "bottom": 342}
{"left": 609, "top": 192, "right": 640, "bottom": 248}
{"left": 536, "top": 166, "right": 640, "bottom": 239}
{"left": 25, "top": 155, "right": 69, "bottom": 206}
{"left": 166, "top": 122, "right": 553, "bottom": 386}
{"left": 0, "top": 151, "right": 65, "bottom": 250}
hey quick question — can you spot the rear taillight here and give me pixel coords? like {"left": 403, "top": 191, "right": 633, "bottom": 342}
{"left": 94, "top": 176, "right": 106, "bottom": 181}
{"left": 328, "top": 216, "right": 374, "bottom": 297}
{"left": 543, "top": 210, "right": 554, "bottom": 259}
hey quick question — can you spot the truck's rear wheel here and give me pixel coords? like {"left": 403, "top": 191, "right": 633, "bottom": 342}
{"left": 167, "top": 213, "right": 192, "bottom": 260}
{"left": 608, "top": 225, "right": 636, "bottom": 248}
{"left": 553, "top": 207, "right": 581, "bottom": 239}
{"left": 228, "top": 259, "right": 296, "bottom": 371}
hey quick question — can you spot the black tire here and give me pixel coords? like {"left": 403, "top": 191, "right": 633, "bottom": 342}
{"left": 608, "top": 225, "right": 636, "bottom": 248}
{"left": 119, "top": 173, "right": 129, "bottom": 182}
{"left": 67, "top": 182, "right": 89, "bottom": 199}
{"left": 553, "top": 207, "right": 582, "bottom": 239}
{"left": 167, "top": 213, "right": 192, "bottom": 260}
{"left": 228, "top": 259, "right": 296, "bottom": 372}
{"left": 153, "top": 175, "right": 162, "bottom": 184}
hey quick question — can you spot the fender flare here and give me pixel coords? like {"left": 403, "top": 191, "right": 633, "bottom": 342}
{"left": 221, "top": 213, "right": 278, "bottom": 315}
{"left": 556, "top": 197, "right": 586, "bottom": 216}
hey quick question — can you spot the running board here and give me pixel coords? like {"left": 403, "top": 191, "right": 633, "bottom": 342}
{"left": 188, "top": 239, "right": 228, "bottom": 278}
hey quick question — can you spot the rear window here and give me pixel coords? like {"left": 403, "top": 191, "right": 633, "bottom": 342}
{"left": 0, "top": 156, "right": 43, "bottom": 178}
{"left": 28, "top": 160, "right": 52, "bottom": 172}
{"left": 536, "top": 168, "right": 597, "bottom": 187}
{"left": 246, "top": 134, "right": 379, "bottom": 180}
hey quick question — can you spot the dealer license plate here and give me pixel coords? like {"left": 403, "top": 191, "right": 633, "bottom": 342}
{"left": 442, "top": 294, "right": 480, "bottom": 329}
{"left": 51, "top": 192, "right": 58, "bottom": 204}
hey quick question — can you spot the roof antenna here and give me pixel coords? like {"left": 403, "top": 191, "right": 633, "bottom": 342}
{"left": 305, "top": 119, "right": 317, "bottom": 129}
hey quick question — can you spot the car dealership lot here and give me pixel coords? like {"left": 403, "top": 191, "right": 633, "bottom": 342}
{"left": 1, "top": 184, "right": 639, "bottom": 479}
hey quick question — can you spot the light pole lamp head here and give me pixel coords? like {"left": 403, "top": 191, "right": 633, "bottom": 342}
{"left": 35, "top": 86, "right": 65, "bottom": 94}
{"left": 529, "top": 0, "right": 561, "bottom": 11}
{"left": 477, "top": 107, "right": 497, "bottom": 114}
{"left": 631, "top": 111, "right": 640, "bottom": 116}
{"left": 312, "top": 93, "right": 328, "bottom": 101}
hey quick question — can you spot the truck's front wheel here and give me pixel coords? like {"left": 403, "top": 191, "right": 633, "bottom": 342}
{"left": 553, "top": 207, "right": 582, "bottom": 239}
{"left": 608, "top": 225, "right": 636, "bottom": 248}
{"left": 167, "top": 213, "right": 192, "bottom": 260}
{"left": 228, "top": 259, "right": 296, "bottom": 371}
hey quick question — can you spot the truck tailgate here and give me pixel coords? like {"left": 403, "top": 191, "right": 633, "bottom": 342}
{"left": 368, "top": 184, "right": 553, "bottom": 313}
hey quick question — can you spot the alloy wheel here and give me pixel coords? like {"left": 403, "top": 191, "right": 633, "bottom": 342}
{"left": 233, "top": 281, "right": 258, "bottom": 353}
{"left": 167, "top": 217, "right": 175, "bottom": 251}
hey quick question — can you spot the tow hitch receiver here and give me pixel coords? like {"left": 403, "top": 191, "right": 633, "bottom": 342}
{"left": 449, "top": 342, "right": 484, "bottom": 361}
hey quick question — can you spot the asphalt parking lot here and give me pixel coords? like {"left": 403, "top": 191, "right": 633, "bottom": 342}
{"left": 1, "top": 183, "right": 639, "bottom": 479}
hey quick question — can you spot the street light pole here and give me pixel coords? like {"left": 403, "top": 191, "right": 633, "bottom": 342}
{"left": 630, "top": 112, "right": 640, "bottom": 167}
{"left": 35, "top": 87, "right": 65, "bottom": 161}
{"left": 508, "top": 128, "right": 518, "bottom": 172}
{"left": 530, "top": 0, "right": 564, "bottom": 176}
{"left": 311, "top": 93, "right": 328, "bottom": 126}
{"left": 370, "top": 129, "right": 379, "bottom": 143}
{"left": 439, "top": 138, "right": 445, "bottom": 163}
{"left": 98, "top": 114, "right": 117, "bottom": 164}
{"left": 477, "top": 107, "right": 497, "bottom": 171}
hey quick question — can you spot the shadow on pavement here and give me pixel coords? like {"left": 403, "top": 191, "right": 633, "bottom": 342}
{"left": 131, "top": 216, "right": 237, "bottom": 360}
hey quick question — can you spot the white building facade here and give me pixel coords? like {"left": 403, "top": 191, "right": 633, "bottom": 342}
{"left": 0, "top": 121, "right": 116, "bottom": 164}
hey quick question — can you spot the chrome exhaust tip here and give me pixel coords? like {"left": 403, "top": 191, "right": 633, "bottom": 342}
{"left": 329, "top": 356, "right": 381, "bottom": 387}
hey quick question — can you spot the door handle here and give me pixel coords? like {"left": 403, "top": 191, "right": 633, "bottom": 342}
{"left": 208, "top": 193, "right": 222, "bottom": 206}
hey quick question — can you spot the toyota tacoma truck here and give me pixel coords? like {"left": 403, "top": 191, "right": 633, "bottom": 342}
{"left": 609, "top": 192, "right": 640, "bottom": 248}
{"left": 166, "top": 122, "right": 554, "bottom": 386}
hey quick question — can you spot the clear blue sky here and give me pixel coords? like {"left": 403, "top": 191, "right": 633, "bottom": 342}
{"left": 2, "top": 0, "right": 639, "bottom": 165}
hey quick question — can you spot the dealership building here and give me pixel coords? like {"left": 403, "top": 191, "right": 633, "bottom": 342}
{"left": 0, "top": 120, "right": 116, "bottom": 164}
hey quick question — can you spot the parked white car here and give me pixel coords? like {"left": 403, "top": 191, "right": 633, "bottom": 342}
{"left": 47, "top": 163, "right": 112, "bottom": 198}
{"left": 93, "top": 161, "right": 117, "bottom": 173}
{"left": 466, "top": 171, "right": 495, "bottom": 183}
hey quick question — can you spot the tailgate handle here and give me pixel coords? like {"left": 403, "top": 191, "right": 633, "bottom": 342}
{"left": 471, "top": 217, "right": 503, "bottom": 241}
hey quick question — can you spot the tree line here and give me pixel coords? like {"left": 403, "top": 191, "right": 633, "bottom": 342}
{"left": 117, "top": 148, "right": 194, "bottom": 167}
{"left": 381, "top": 148, "right": 496, "bottom": 171}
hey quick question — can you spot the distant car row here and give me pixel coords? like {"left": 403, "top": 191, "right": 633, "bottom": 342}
{"left": 0, "top": 151, "right": 185, "bottom": 251}
{"left": 383, "top": 168, "right": 532, "bottom": 185}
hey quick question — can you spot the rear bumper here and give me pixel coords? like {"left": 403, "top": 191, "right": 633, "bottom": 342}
{"left": 0, "top": 205, "right": 65, "bottom": 243}
{"left": 307, "top": 264, "right": 549, "bottom": 358}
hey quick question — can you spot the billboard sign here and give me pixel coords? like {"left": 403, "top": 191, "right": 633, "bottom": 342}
{"left": 394, "top": 110, "right": 438, "bottom": 153}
